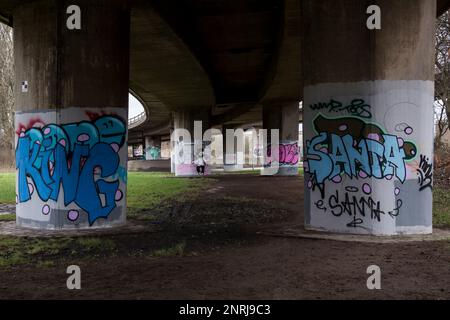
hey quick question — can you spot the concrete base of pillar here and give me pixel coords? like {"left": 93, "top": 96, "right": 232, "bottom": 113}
{"left": 16, "top": 212, "right": 126, "bottom": 231}
{"left": 128, "top": 159, "right": 171, "bottom": 172}
{"left": 175, "top": 164, "right": 210, "bottom": 177}
{"left": 277, "top": 166, "right": 299, "bottom": 176}
{"left": 224, "top": 164, "right": 244, "bottom": 172}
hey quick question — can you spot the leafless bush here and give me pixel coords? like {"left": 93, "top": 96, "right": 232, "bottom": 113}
{"left": 0, "top": 23, "right": 14, "bottom": 169}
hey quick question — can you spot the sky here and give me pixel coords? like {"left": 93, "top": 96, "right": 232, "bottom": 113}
{"left": 129, "top": 93, "right": 145, "bottom": 119}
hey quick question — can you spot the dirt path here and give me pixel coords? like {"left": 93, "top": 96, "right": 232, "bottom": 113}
{"left": 1, "top": 174, "right": 450, "bottom": 299}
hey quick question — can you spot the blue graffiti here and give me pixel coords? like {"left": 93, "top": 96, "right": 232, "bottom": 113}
{"left": 307, "top": 133, "right": 407, "bottom": 184}
{"left": 305, "top": 115, "right": 416, "bottom": 197}
{"left": 16, "top": 115, "right": 126, "bottom": 225}
{"left": 146, "top": 146, "right": 161, "bottom": 160}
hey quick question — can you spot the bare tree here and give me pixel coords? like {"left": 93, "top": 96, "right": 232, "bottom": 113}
{"left": 435, "top": 11, "right": 450, "bottom": 149}
{"left": 0, "top": 22, "right": 14, "bottom": 169}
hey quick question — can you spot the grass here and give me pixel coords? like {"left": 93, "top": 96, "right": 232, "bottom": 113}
{"left": 433, "top": 187, "right": 450, "bottom": 228}
{"left": 0, "top": 236, "right": 117, "bottom": 268}
{"left": 0, "top": 234, "right": 187, "bottom": 267}
{"left": 150, "top": 241, "right": 186, "bottom": 258}
{"left": 0, "top": 214, "right": 15, "bottom": 221}
{"left": 127, "top": 172, "right": 211, "bottom": 209}
{"left": 0, "top": 173, "right": 15, "bottom": 204}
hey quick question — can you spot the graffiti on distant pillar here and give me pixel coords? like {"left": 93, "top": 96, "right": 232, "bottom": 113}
{"left": 174, "top": 141, "right": 210, "bottom": 176}
{"left": 265, "top": 142, "right": 300, "bottom": 167}
{"left": 15, "top": 110, "right": 127, "bottom": 226}
{"left": 146, "top": 146, "right": 161, "bottom": 160}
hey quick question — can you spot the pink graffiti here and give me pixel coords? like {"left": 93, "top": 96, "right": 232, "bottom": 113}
{"left": 85, "top": 110, "right": 118, "bottom": 121}
{"left": 68, "top": 210, "right": 79, "bottom": 222}
{"left": 267, "top": 142, "right": 300, "bottom": 166}
{"left": 16, "top": 117, "right": 46, "bottom": 136}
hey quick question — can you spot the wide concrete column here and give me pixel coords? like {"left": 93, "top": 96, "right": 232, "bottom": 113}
{"left": 145, "top": 136, "right": 162, "bottom": 160}
{"left": 263, "top": 102, "right": 300, "bottom": 175}
{"left": 14, "top": 0, "right": 130, "bottom": 229}
{"left": 302, "top": 0, "right": 435, "bottom": 235}
{"left": 172, "top": 109, "right": 211, "bottom": 177}
{"left": 222, "top": 124, "right": 244, "bottom": 172}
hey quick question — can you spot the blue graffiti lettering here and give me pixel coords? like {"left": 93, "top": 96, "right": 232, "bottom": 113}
{"left": 15, "top": 115, "right": 126, "bottom": 225}
{"left": 307, "top": 133, "right": 407, "bottom": 184}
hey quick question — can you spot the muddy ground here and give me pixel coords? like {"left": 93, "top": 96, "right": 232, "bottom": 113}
{"left": 1, "top": 174, "right": 450, "bottom": 300}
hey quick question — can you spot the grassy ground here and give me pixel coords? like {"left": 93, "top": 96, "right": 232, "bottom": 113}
{"left": 127, "top": 172, "right": 212, "bottom": 217}
{"left": 0, "top": 236, "right": 117, "bottom": 268}
{"left": 0, "top": 233, "right": 191, "bottom": 268}
{"left": 433, "top": 187, "right": 450, "bottom": 228}
{"left": 0, "top": 173, "right": 15, "bottom": 204}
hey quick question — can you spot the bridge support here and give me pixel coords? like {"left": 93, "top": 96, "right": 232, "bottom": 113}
{"left": 302, "top": 0, "right": 435, "bottom": 235}
{"left": 13, "top": 0, "right": 130, "bottom": 229}
{"left": 172, "top": 109, "right": 211, "bottom": 177}
{"left": 263, "top": 102, "right": 300, "bottom": 176}
{"left": 222, "top": 125, "right": 244, "bottom": 172}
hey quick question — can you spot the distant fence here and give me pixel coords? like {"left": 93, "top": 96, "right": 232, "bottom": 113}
{"left": 128, "top": 111, "right": 147, "bottom": 129}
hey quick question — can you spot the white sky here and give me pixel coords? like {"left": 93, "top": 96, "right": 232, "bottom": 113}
{"left": 129, "top": 93, "right": 145, "bottom": 119}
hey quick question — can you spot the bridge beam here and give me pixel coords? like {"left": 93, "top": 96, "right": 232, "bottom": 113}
{"left": 222, "top": 124, "right": 244, "bottom": 172}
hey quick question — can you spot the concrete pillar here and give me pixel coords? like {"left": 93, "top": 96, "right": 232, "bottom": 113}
{"left": 172, "top": 109, "right": 210, "bottom": 177}
{"left": 263, "top": 102, "right": 300, "bottom": 175}
{"left": 170, "top": 127, "right": 176, "bottom": 173}
{"left": 302, "top": 0, "right": 435, "bottom": 235}
{"left": 145, "top": 136, "right": 162, "bottom": 160}
{"left": 14, "top": 0, "right": 130, "bottom": 229}
{"left": 222, "top": 124, "right": 244, "bottom": 172}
